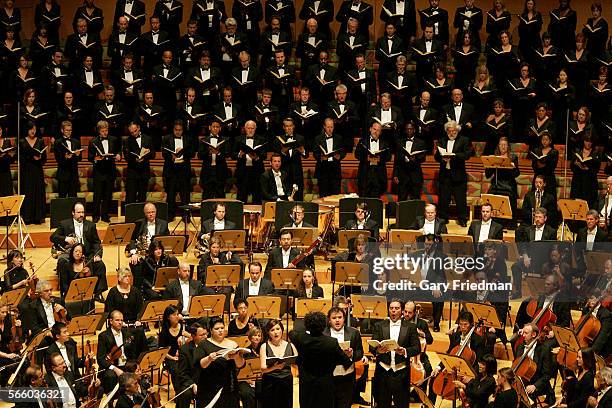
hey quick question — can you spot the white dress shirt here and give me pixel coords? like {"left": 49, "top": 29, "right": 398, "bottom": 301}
{"left": 330, "top": 328, "right": 354, "bottom": 375}
{"left": 248, "top": 278, "right": 261, "bottom": 296}
{"left": 52, "top": 372, "right": 77, "bottom": 408}
{"left": 358, "top": 70, "right": 366, "bottom": 93}
{"left": 124, "top": 2, "right": 134, "bottom": 15}
{"left": 386, "top": 319, "right": 404, "bottom": 371}
{"left": 224, "top": 104, "right": 233, "bottom": 119}
{"left": 534, "top": 226, "right": 544, "bottom": 241}
{"left": 423, "top": 219, "right": 435, "bottom": 235}
{"left": 326, "top": 137, "right": 334, "bottom": 162}
{"left": 381, "top": 109, "right": 392, "bottom": 124}
{"left": 445, "top": 139, "right": 455, "bottom": 169}
{"left": 43, "top": 300, "right": 56, "bottom": 328}
{"left": 281, "top": 248, "right": 291, "bottom": 268}
{"left": 55, "top": 341, "right": 72, "bottom": 370}
{"left": 245, "top": 138, "right": 254, "bottom": 166}
{"left": 213, "top": 218, "right": 225, "bottom": 230}
{"left": 273, "top": 170, "right": 285, "bottom": 197}
{"left": 179, "top": 279, "right": 190, "bottom": 314}
{"left": 110, "top": 328, "right": 127, "bottom": 368}
{"left": 209, "top": 136, "right": 218, "bottom": 166}
{"left": 146, "top": 221, "right": 156, "bottom": 238}
{"left": 73, "top": 220, "right": 84, "bottom": 243}
{"left": 478, "top": 220, "right": 491, "bottom": 243}
{"left": 101, "top": 139, "right": 109, "bottom": 154}
{"left": 200, "top": 68, "right": 211, "bottom": 95}
{"left": 241, "top": 67, "right": 249, "bottom": 83}
{"left": 85, "top": 70, "right": 94, "bottom": 86}
{"left": 586, "top": 227, "right": 597, "bottom": 251}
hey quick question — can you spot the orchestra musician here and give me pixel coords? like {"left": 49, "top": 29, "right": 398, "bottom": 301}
{"left": 260, "top": 319, "right": 298, "bottom": 408}
{"left": 14, "top": 365, "right": 47, "bottom": 407}
{"left": 104, "top": 268, "right": 144, "bottom": 324}
{"left": 403, "top": 301, "right": 434, "bottom": 397}
{"left": 264, "top": 229, "right": 310, "bottom": 280}
{"left": 345, "top": 202, "right": 379, "bottom": 239}
{"left": 235, "top": 261, "right": 275, "bottom": 300}
{"left": 164, "top": 262, "right": 214, "bottom": 316}
{"left": 575, "top": 210, "right": 607, "bottom": 253}
{"left": 588, "top": 366, "right": 612, "bottom": 407}
{"left": 2, "top": 249, "right": 30, "bottom": 292}
{"left": 324, "top": 306, "right": 366, "bottom": 408}
{"left": 228, "top": 298, "right": 259, "bottom": 336}
{"left": 487, "top": 367, "right": 518, "bottom": 408}
{"left": 199, "top": 202, "right": 237, "bottom": 242}
{"left": 582, "top": 294, "right": 612, "bottom": 357}
{"left": 452, "top": 354, "right": 497, "bottom": 408}
{"left": 0, "top": 303, "right": 20, "bottom": 386}
{"left": 284, "top": 204, "right": 314, "bottom": 228}
{"left": 413, "top": 234, "right": 446, "bottom": 332}
{"left": 45, "top": 353, "right": 89, "bottom": 408}
{"left": 513, "top": 323, "right": 555, "bottom": 405}
{"left": 58, "top": 243, "right": 107, "bottom": 304}
{"left": 520, "top": 174, "right": 558, "bottom": 228}
{"left": 43, "top": 322, "right": 84, "bottom": 381}
{"left": 138, "top": 239, "right": 178, "bottom": 301}
{"left": 115, "top": 372, "right": 151, "bottom": 408}
{"left": 197, "top": 235, "right": 243, "bottom": 288}
{"left": 410, "top": 203, "right": 448, "bottom": 235}
{"left": 238, "top": 327, "right": 263, "bottom": 408}
{"left": 295, "top": 269, "right": 324, "bottom": 299}
{"left": 597, "top": 176, "right": 612, "bottom": 236}
{"left": 28, "top": 280, "right": 68, "bottom": 337}
{"left": 467, "top": 203, "right": 504, "bottom": 248}
{"left": 175, "top": 322, "right": 208, "bottom": 408}
{"left": 557, "top": 348, "right": 596, "bottom": 408}
{"left": 260, "top": 152, "right": 292, "bottom": 201}
{"left": 126, "top": 202, "right": 171, "bottom": 266}
{"left": 370, "top": 299, "right": 421, "bottom": 408}
{"left": 159, "top": 305, "right": 191, "bottom": 393}
{"left": 97, "top": 310, "right": 147, "bottom": 393}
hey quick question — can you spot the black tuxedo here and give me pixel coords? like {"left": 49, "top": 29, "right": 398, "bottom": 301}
{"left": 161, "top": 135, "right": 193, "bottom": 219}
{"left": 468, "top": 220, "right": 504, "bottom": 243}
{"left": 393, "top": 137, "right": 426, "bottom": 200}
{"left": 326, "top": 100, "right": 359, "bottom": 151}
{"left": 355, "top": 137, "right": 392, "bottom": 198}
{"left": 88, "top": 136, "right": 120, "bottom": 220}
{"left": 419, "top": 7, "right": 450, "bottom": 45}
{"left": 384, "top": 70, "right": 417, "bottom": 117}
{"left": 368, "top": 105, "right": 404, "bottom": 136}
{"left": 200, "top": 218, "right": 237, "bottom": 236}
{"left": 153, "top": 0, "right": 184, "bottom": 40}
{"left": 198, "top": 134, "right": 230, "bottom": 199}
{"left": 441, "top": 102, "right": 476, "bottom": 138}
{"left": 134, "top": 104, "right": 166, "bottom": 141}
{"left": 51, "top": 219, "right": 102, "bottom": 258}
{"left": 410, "top": 216, "right": 447, "bottom": 234}
{"left": 335, "top": 0, "right": 373, "bottom": 40}
{"left": 345, "top": 67, "right": 377, "bottom": 121}
{"left": 139, "top": 30, "right": 172, "bottom": 73}
{"left": 370, "top": 319, "right": 421, "bottom": 408}
{"left": 323, "top": 325, "right": 364, "bottom": 408}
{"left": 28, "top": 297, "right": 66, "bottom": 336}
{"left": 234, "top": 134, "right": 267, "bottom": 203}
{"left": 40, "top": 63, "right": 72, "bottom": 109}
{"left": 265, "top": 65, "right": 298, "bottom": 115}
{"left": 72, "top": 5, "right": 104, "bottom": 37}
{"left": 93, "top": 99, "right": 126, "bottom": 136}
{"left": 191, "top": 0, "right": 227, "bottom": 38}
{"left": 113, "top": 0, "right": 146, "bottom": 35}
{"left": 45, "top": 340, "right": 82, "bottom": 379}
{"left": 230, "top": 65, "right": 260, "bottom": 107}
{"left": 380, "top": 0, "right": 416, "bottom": 38}
{"left": 289, "top": 101, "right": 321, "bottom": 148}
{"left": 64, "top": 32, "right": 103, "bottom": 69}
{"left": 122, "top": 134, "right": 155, "bottom": 203}
{"left": 435, "top": 135, "right": 473, "bottom": 223}
{"left": 374, "top": 34, "right": 406, "bottom": 77}
{"left": 411, "top": 37, "right": 444, "bottom": 83}
{"left": 75, "top": 68, "right": 103, "bottom": 115}
{"left": 97, "top": 327, "right": 146, "bottom": 392}
{"left": 522, "top": 224, "right": 558, "bottom": 243}
{"left": 52, "top": 138, "right": 81, "bottom": 198}
{"left": 44, "top": 370, "right": 85, "bottom": 407}
{"left": 274, "top": 133, "right": 305, "bottom": 201}
{"left": 313, "top": 132, "right": 345, "bottom": 197}
{"left": 236, "top": 278, "right": 275, "bottom": 299}
{"left": 175, "top": 341, "right": 202, "bottom": 408}
{"left": 447, "top": 330, "right": 486, "bottom": 363}
{"left": 289, "top": 329, "right": 353, "bottom": 408}
{"left": 164, "top": 279, "right": 213, "bottom": 313}
{"left": 345, "top": 219, "right": 379, "bottom": 240}
{"left": 186, "top": 65, "right": 222, "bottom": 105}
{"left": 304, "top": 63, "right": 338, "bottom": 106}
{"left": 336, "top": 32, "right": 368, "bottom": 72}
{"left": 151, "top": 64, "right": 183, "bottom": 114}
{"left": 575, "top": 226, "right": 608, "bottom": 251}
{"left": 296, "top": 32, "right": 329, "bottom": 72}
{"left": 55, "top": 105, "right": 85, "bottom": 137}
{"left": 413, "top": 106, "right": 440, "bottom": 147}
{"left": 215, "top": 31, "right": 249, "bottom": 70}
{"left": 107, "top": 31, "right": 139, "bottom": 69}
{"left": 212, "top": 102, "right": 241, "bottom": 138}
{"left": 260, "top": 168, "right": 291, "bottom": 202}
{"left": 231, "top": 0, "right": 263, "bottom": 41}
{"left": 259, "top": 29, "right": 293, "bottom": 69}
{"left": 264, "top": 0, "right": 295, "bottom": 32}
{"left": 520, "top": 189, "right": 557, "bottom": 225}
{"left": 177, "top": 33, "right": 209, "bottom": 69}
{"left": 178, "top": 102, "right": 208, "bottom": 140}
{"left": 126, "top": 218, "right": 170, "bottom": 253}
{"left": 111, "top": 67, "right": 143, "bottom": 112}
{"left": 299, "top": 0, "right": 334, "bottom": 36}
{"left": 453, "top": 6, "right": 483, "bottom": 48}
{"left": 197, "top": 251, "right": 243, "bottom": 285}
{"left": 264, "top": 247, "right": 307, "bottom": 280}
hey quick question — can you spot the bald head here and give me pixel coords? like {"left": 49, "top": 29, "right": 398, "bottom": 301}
{"left": 178, "top": 263, "right": 191, "bottom": 281}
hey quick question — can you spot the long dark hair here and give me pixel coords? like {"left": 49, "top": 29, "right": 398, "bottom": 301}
{"left": 162, "top": 305, "right": 180, "bottom": 331}
{"left": 68, "top": 243, "right": 85, "bottom": 264}
{"left": 147, "top": 239, "right": 165, "bottom": 259}
{"left": 7, "top": 249, "right": 22, "bottom": 268}
{"left": 264, "top": 319, "right": 284, "bottom": 342}
{"left": 296, "top": 269, "right": 319, "bottom": 298}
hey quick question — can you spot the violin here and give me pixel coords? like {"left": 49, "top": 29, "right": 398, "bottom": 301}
{"left": 27, "top": 261, "right": 39, "bottom": 300}
{"left": 83, "top": 340, "right": 95, "bottom": 387}
{"left": 8, "top": 310, "right": 22, "bottom": 353}
{"left": 105, "top": 336, "right": 134, "bottom": 365}
{"left": 82, "top": 365, "right": 101, "bottom": 408}
{"left": 136, "top": 374, "right": 161, "bottom": 408}
{"left": 410, "top": 304, "right": 427, "bottom": 385}
{"left": 432, "top": 323, "right": 478, "bottom": 400}
{"left": 514, "top": 297, "right": 557, "bottom": 352}
{"left": 53, "top": 302, "right": 69, "bottom": 324}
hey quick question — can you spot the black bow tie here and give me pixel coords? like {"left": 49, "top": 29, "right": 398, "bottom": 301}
{"left": 225, "top": 103, "right": 232, "bottom": 107}
{"left": 152, "top": 31, "right": 159, "bottom": 35}
{"left": 227, "top": 34, "right": 234, "bottom": 38}
{"left": 85, "top": 69, "right": 92, "bottom": 72}
{"left": 301, "top": 103, "right": 308, "bottom": 106}
{"left": 79, "top": 33, "right": 87, "bottom": 38}
{"left": 370, "top": 138, "right": 377, "bottom": 142}
{"left": 185, "top": 103, "right": 191, "bottom": 108}
{"left": 242, "top": 67, "right": 249, "bottom": 71}
{"left": 425, "top": 39, "right": 432, "bottom": 43}
{"left": 382, "top": 108, "right": 390, "bottom": 112}
{"left": 106, "top": 102, "right": 113, "bottom": 107}
{"left": 126, "top": 0, "right": 133, "bottom": 3}
{"left": 454, "top": 103, "right": 462, "bottom": 107}
{"left": 163, "top": 65, "right": 170, "bottom": 69}
{"left": 326, "top": 134, "right": 333, "bottom": 139}
{"left": 124, "top": 69, "right": 132, "bottom": 73}
{"left": 277, "top": 65, "right": 285, "bottom": 70}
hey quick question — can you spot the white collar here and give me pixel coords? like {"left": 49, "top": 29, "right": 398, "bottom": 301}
{"left": 481, "top": 219, "right": 491, "bottom": 226}
{"left": 389, "top": 319, "right": 401, "bottom": 327}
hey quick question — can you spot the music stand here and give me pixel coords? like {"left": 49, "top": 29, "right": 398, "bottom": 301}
{"left": 413, "top": 385, "right": 435, "bottom": 408}
{"left": 227, "top": 336, "right": 251, "bottom": 349}
{"left": 64, "top": 276, "right": 98, "bottom": 316}
{"left": 441, "top": 234, "right": 474, "bottom": 257}
{"left": 103, "top": 223, "right": 136, "bottom": 270}
{"left": 333, "top": 262, "right": 369, "bottom": 299}
{"left": 351, "top": 295, "right": 387, "bottom": 322}
{"left": 212, "top": 230, "right": 247, "bottom": 252}
{"left": 9, "top": 329, "right": 50, "bottom": 385}
{"left": 558, "top": 199, "right": 589, "bottom": 240}
{"left": 464, "top": 302, "right": 502, "bottom": 330}
{"left": 155, "top": 235, "right": 186, "bottom": 255}
{"left": 271, "top": 268, "right": 302, "bottom": 338}
{"left": 67, "top": 313, "right": 106, "bottom": 357}
{"left": 188, "top": 294, "right": 225, "bottom": 319}
{"left": 550, "top": 324, "right": 580, "bottom": 369}
{"left": 585, "top": 252, "right": 610, "bottom": 275}
{"left": 138, "top": 347, "right": 171, "bottom": 384}
{"left": 481, "top": 194, "right": 513, "bottom": 220}
{"left": 482, "top": 157, "right": 515, "bottom": 197}
{"left": 295, "top": 299, "right": 332, "bottom": 318}
{"left": 337, "top": 230, "right": 371, "bottom": 249}
{"left": 247, "top": 296, "right": 282, "bottom": 320}
{"left": 205, "top": 264, "right": 241, "bottom": 287}
{"left": 388, "top": 229, "right": 423, "bottom": 250}
{"left": 0, "top": 195, "right": 24, "bottom": 258}
{"left": 139, "top": 300, "right": 179, "bottom": 327}
{"left": 238, "top": 357, "right": 262, "bottom": 381}
{"left": 0, "top": 287, "right": 27, "bottom": 310}
{"left": 437, "top": 353, "right": 477, "bottom": 379}
{"left": 153, "top": 266, "right": 178, "bottom": 291}
{"left": 284, "top": 227, "right": 317, "bottom": 248}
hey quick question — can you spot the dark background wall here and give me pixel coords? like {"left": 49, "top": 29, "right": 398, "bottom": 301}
{"left": 15, "top": 0, "right": 612, "bottom": 45}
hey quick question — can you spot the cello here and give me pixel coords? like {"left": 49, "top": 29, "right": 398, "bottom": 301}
{"left": 511, "top": 339, "right": 538, "bottom": 381}
{"left": 513, "top": 296, "right": 557, "bottom": 351}
{"left": 432, "top": 322, "right": 478, "bottom": 401}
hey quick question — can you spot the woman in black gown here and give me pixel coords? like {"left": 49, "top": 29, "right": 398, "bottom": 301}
{"left": 530, "top": 131, "right": 559, "bottom": 199}
{"left": 137, "top": 239, "right": 178, "bottom": 300}
{"left": 104, "top": 267, "right": 144, "bottom": 324}
{"left": 546, "top": 68, "right": 575, "bottom": 142}
{"left": 590, "top": 66, "right": 611, "bottom": 135}
{"left": 485, "top": 0, "right": 510, "bottom": 50}
{"left": 228, "top": 298, "right": 259, "bottom": 336}
{"left": 8, "top": 55, "right": 36, "bottom": 105}
{"left": 0, "top": 126, "right": 15, "bottom": 197}
{"left": 547, "top": 0, "right": 577, "bottom": 52}
{"left": 468, "top": 64, "right": 498, "bottom": 134}
{"left": 557, "top": 348, "right": 596, "bottom": 408}
{"left": 517, "top": 0, "right": 542, "bottom": 65}
{"left": 452, "top": 31, "right": 480, "bottom": 92}
{"left": 564, "top": 33, "right": 590, "bottom": 107}
{"left": 238, "top": 327, "right": 264, "bottom": 408}
{"left": 159, "top": 305, "right": 190, "bottom": 391}
{"left": 487, "top": 367, "right": 518, "bottom": 408}
{"left": 259, "top": 319, "right": 297, "bottom": 408}
{"left": 582, "top": 3, "right": 608, "bottom": 60}
{"left": 570, "top": 134, "right": 601, "bottom": 209}
{"left": 2, "top": 249, "right": 28, "bottom": 292}
{"left": 527, "top": 102, "right": 556, "bottom": 146}
{"left": 0, "top": 304, "right": 20, "bottom": 386}
{"left": 508, "top": 63, "right": 537, "bottom": 143}
{"left": 487, "top": 30, "right": 520, "bottom": 98}
{"left": 0, "top": 26, "right": 21, "bottom": 86}
{"left": 295, "top": 268, "right": 324, "bottom": 299}
{"left": 28, "top": 26, "right": 56, "bottom": 75}
{"left": 57, "top": 243, "right": 106, "bottom": 301}
{"left": 19, "top": 121, "right": 46, "bottom": 225}
{"left": 34, "top": 0, "right": 61, "bottom": 45}
{"left": 19, "top": 88, "right": 47, "bottom": 135}
{"left": 484, "top": 99, "right": 511, "bottom": 153}
{"left": 424, "top": 62, "right": 453, "bottom": 112}
{"left": 198, "top": 316, "right": 247, "bottom": 408}
{"left": 532, "top": 32, "right": 562, "bottom": 89}
{"left": 486, "top": 137, "right": 519, "bottom": 225}
{"left": 454, "top": 354, "right": 497, "bottom": 408}
{"left": 569, "top": 106, "right": 597, "bottom": 150}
